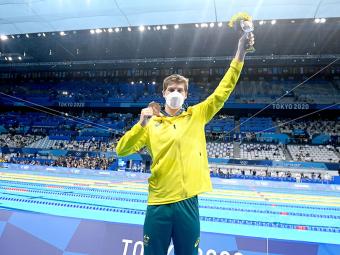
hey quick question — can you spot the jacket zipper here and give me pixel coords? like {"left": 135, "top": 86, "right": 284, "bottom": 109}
{"left": 174, "top": 123, "right": 187, "bottom": 197}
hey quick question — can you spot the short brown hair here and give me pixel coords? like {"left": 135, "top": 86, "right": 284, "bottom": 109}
{"left": 162, "top": 74, "right": 189, "bottom": 92}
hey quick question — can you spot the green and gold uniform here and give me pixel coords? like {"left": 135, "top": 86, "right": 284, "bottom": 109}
{"left": 116, "top": 59, "right": 243, "bottom": 255}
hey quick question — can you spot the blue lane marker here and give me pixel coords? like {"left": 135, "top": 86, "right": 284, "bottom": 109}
{"left": 0, "top": 191, "right": 339, "bottom": 220}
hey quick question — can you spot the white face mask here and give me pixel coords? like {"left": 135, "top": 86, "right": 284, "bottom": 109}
{"left": 165, "top": 91, "right": 185, "bottom": 109}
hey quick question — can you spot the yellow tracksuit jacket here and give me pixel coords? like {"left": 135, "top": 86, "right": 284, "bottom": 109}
{"left": 116, "top": 59, "right": 244, "bottom": 205}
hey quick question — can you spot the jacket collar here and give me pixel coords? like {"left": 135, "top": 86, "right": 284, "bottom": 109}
{"left": 160, "top": 108, "right": 184, "bottom": 117}
{"left": 153, "top": 105, "right": 191, "bottom": 122}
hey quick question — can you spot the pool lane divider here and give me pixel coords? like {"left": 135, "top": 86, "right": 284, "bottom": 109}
{"left": 0, "top": 191, "right": 339, "bottom": 220}
{"left": 3, "top": 174, "right": 340, "bottom": 204}
{"left": 5, "top": 187, "right": 28, "bottom": 192}
{"left": 0, "top": 196, "right": 339, "bottom": 234}
{"left": 1, "top": 182, "right": 340, "bottom": 212}
{"left": 2, "top": 180, "right": 340, "bottom": 208}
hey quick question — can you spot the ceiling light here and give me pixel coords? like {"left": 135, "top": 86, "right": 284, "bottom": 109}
{"left": 139, "top": 25, "right": 145, "bottom": 32}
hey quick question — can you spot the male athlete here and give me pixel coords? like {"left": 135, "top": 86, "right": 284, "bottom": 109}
{"left": 116, "top": 32, "right": 254, "bottom": 255}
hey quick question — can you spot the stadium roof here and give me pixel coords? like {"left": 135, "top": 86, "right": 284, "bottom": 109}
{"left": 1, "top": 0, "right": 340, "bottom": 35}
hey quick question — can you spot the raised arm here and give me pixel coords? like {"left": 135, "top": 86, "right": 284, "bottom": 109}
{"left": 193, "top": 33, "right": 254, "bottom": 123}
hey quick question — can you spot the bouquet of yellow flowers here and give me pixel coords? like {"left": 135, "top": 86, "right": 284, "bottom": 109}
{"left": 228, "top": 12, "right": 255, "bottom": 53}
{"left": 228, "top": 12, "right": 252, "bottom": 29}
